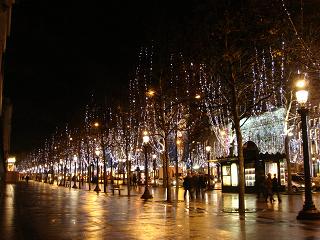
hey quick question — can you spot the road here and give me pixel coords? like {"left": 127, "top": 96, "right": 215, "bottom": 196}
{"left": 1, "top": 181, "right": 320, "bottom": 239}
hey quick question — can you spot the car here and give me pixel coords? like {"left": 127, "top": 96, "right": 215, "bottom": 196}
{"left": 291, "top": 174, "right": 305, "bottom": 192}
{"left": 152, "top": 177, "right": 183, "bottom": 186}
{"left": 312, "top": 177, "right": 320, "bottom": 191}
{"left": 289, "top": 174, "right": 320, "bottom": 192}
{"left": 155, "top": 178, "right": 163, "bottom": 186}
{"left": 172, "top": 177, "right": 184, "bottom": 186}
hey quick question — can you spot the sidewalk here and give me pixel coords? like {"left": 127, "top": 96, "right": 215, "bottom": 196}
{"left": 1, "top": 180, "right": 320, "bottom": 239}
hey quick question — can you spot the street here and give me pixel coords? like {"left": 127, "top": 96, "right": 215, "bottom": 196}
{"left": 1, "top": 181, "right": 320, "bottom": 239}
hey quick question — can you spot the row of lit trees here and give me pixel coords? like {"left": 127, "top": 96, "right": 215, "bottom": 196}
{"left": 17, "top": 0, "right": 320, "bottom": 217}
{"left": 17, "top": 48, "right": 315, "bottom": 205}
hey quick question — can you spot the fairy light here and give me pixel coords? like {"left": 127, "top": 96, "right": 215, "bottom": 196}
{"left": 17, "top": 36, "right": 319, "bottom": 176}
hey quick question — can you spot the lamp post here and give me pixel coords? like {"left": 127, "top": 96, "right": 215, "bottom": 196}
{"left": 295, "top": 78, "right": 320, "bottom": 220}
{"left": 94, "top": 149, "right": 101, "bottom": 192}
{"left": 94, "top": 122, "right": 107, "bottom": 192}
{"left": 89, "top": 162, "right": 94, "bottom": 191}
{"left": 206, "top": 146, "right": 213, "bottom": 190}
{"left": 141, "top": 131, "right": 153, "bottom": 199}
{"left": 72, "top": 155, "right": 78, "bottom": 188}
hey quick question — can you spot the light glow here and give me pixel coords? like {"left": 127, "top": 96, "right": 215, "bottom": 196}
{"left": 296, "top": 90, "right": 309, "bottom": 105}
{"left": 296, "top": 80, "right": 306, "bottom": 89}
{"left": 205, "top": 146, "right": 211, "bottom": 152}
{"left": 7, "top": 157, "right": 16, "bottom": 163}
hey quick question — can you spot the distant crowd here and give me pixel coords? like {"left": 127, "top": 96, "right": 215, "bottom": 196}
{"left": 183, "top": 172, "right": 215, "bottom": 199}
{"left": 256, "top": 172, "right": 282, "bottom": 203}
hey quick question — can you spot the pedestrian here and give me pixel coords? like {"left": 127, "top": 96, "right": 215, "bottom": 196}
{"left": 198, "top": 174, "right": 206, "bottom": 198}
{"left": 25, "top": 175, "right": 30, "bottom": 184}
{"left": 72, "top": 175, "right": 77, "bottom": 185}
{"left": 265, "top": 173, "right": 275, "bottom": 203}
{"left": 189, "top": 173, "right": 197, "bottom": 199}
{"left": 272, "top": 174, "right": 282, "bottom": 202}
{"left": 132, "top": 173, "right": 137, "bottom": 186}
{"left": 137, "top": 171, "right": 141, "bottom": 185}
{"left": 183, "top": 172, "right": 192, "bottom": 199}
{"left": 193, "top": 173, "right": 201, "bottom": 198}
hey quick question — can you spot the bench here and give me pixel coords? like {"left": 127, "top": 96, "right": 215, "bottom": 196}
{"left": 110, "top": 185, "right": 124, "bottom": 195}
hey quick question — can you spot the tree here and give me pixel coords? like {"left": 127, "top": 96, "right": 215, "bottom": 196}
{"left": 193, "top": 1, "right": 291, "bottom": 216}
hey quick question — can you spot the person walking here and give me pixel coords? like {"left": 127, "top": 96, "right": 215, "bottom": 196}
{"left": 183, "top": 172, "right": 192, "bottom": 199}
{"left": 25, "top": 175, "right": 30, "bottom": 184}
{"left": 265, "top": 173, "right": 275, "bottom": 203}
{"left": 132, "top": 173, "right": 137, "bottom": 186}
{"left": 199, "top": 174, "right": 207, "bottom": 198}
{"left": 193, "top": 173, "right": 201, "bottom": 198}
{"left": 272, "top": 174, "right": 282, "bottom": 202}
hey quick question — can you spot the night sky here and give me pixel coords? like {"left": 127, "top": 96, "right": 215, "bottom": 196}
{"left": 4, "top": 0, "right": 176, "bottom": 153}
{"left": 4, "top": 1, "right": 317, "bottom": 155}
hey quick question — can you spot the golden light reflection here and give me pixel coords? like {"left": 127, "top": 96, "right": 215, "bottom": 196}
{"left": 4, "top": 185, "right": 14, "bottom": 234}
{"left": 81, "top": 193, "right": 105, "bottom": 238}
{"left": 147, "top": 89, "right": 155, "bottom": 96}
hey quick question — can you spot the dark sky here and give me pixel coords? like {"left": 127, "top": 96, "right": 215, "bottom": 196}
{"left": 4, "top": 0, "right": 311, "bottom": 154}
{"left": 4, "top": 0, "right": 169, "bottom": 153}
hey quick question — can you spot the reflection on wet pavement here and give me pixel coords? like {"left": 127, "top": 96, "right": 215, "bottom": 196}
{"left": 1, "top": 181, "right": 320, "bottom": 239}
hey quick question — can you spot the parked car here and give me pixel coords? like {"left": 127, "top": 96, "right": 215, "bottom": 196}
{"left": 156, "top": 178, "right": 163, "bottom": 186}
{"left": 152, "top": 177, "right": 183, "bottom": 186}
{"left": 289, "top": 174, "right": 320, "bottom": 192}
{"left": 291, "top": 174, "right": 305, "bottom": 192}
{"left": 312, "top": 177, "right": 320, "bottom": 191}
{"left": 172, "top": 177, "right": 184, "bottom": 186}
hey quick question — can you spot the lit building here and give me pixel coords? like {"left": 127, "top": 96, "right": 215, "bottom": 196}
{"left": 0, "top": 0, "right": 15, "bottom": 180}
{"left": 218, "top": 99, "right": 320, "bottom": 192}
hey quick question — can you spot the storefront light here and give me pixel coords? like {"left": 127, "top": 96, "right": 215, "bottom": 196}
{"left": 231, "top": 163, "right": 238, "bottom": 186}
{"left": 7, "top": 157, "right": 16, "bottom": 163}
{"left": 193, "top": 164, "right": 200, "bottom": 170}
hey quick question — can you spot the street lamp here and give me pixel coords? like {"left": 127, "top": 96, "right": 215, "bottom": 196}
{"left": 94, "top": 149, "right": 101, "bottom": 192}
{"left": 206, "top": 146, "right": 213, "bottom": 190}
{"left": 295, "top": 78, "right": 320, "bottom": 220}
{"left": 94, "top": 121, "right": 107, "bottom": 192}
{"left": 72, "top": 155, "right": 78, "bottom": 188}
{"left": 141, "top": 131, "right": 153, "bottom": 199}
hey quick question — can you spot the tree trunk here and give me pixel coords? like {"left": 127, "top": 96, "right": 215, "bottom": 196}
{"left": 164, "top": 135, "right": 171, "bottom": 202}
{"left": 230, "top": 77, "right": 245, "bottom": 217}
{"left": 175, "top": 131, "right": 179, "bottom": 194}
{"left": 85, "top": 135, "right": 91, "bottom": 190}
{"left": 101, "top": 142, "right": 107, "bottom": 193}
{"left": 126, "top": 143, "right": 131, "bottom": 196}
{"left": 285, "top": 135, "right": 292, "bottom": 193}
{"left": 78, "top": 144, "right": 82, "bottom": 188}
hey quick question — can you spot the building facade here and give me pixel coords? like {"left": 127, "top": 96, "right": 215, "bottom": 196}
{"left": 0, "top": 0, "right": 14, "bottom": 179}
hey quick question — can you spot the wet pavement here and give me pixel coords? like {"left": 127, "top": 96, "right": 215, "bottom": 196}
{"left": 1, "top": 181, "right": 320, "bottom": 239}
